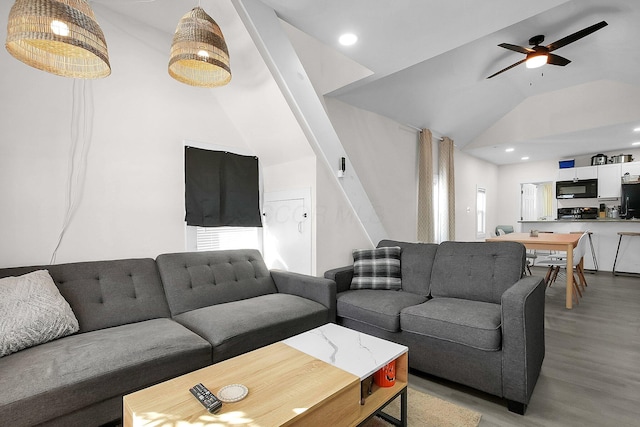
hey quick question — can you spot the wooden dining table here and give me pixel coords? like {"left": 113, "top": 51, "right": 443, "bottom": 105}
{"left": 486, "top": 232, "right": 582, "bottom": 309}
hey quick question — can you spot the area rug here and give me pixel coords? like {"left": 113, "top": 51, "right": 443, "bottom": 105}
{"left": 361, "top": 387, "right": 482, "bottom": 427}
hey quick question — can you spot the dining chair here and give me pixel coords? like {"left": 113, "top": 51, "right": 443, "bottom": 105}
{"left": 496, "top": 225, "right": 537, "bottom": 274}
{"left": 539, "top": 232, "right": 589, "bottom": 304}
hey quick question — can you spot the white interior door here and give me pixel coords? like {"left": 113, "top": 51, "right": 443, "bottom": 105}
{"left": 263, "top": 189, "right": 311, "bottom": 275}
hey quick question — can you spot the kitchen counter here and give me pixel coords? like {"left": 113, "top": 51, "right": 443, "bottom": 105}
{"left": 514, "top": 220, "right": 640, "bottom": 274}
{"left": 520, "top": 218, "right": 640, "bottom": 223}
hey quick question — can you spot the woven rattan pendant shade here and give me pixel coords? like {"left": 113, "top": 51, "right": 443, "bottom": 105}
{"left": 169, "top": 7, "right": 231, "bottom": 88}
{"left": 5, "top": 0, "right": 110, "bottom": 79}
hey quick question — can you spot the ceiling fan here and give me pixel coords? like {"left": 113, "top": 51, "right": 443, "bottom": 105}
{"left": 486, "top": 20, "right": 608, "bottom": 79}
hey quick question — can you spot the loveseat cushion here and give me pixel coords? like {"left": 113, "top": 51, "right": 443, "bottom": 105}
{"left": 430, "top": 241, "right": 525, "bottom": 304}
{"left": 173, "top": 293, "right": 328, "bottom": 362}
{"left": 377, "top": 240, "right": 438, "bottom": 296}
{"left": 401, "top": 298, "right": 502, "bottom": 351}
{"left": 0, "top": 259, "right": 171, "bottom": 333}
{"left": 157, "top": 250, "right": 278, "bottom": 316}
{"left": 338, "top": 289, "right": 428, "bottom": 332}
{"left": 0, "top": 318, "right": 211, "bottom": 427}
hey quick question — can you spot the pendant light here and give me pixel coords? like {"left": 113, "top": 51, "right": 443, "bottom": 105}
{"left": 168, "top": 6, "right": 231, "bottom": 88}
{"left": 5, "top": 0, "right": 111, "bottom": 79}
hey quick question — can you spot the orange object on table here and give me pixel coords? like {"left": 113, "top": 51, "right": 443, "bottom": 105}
{"left": 374, "top": 359, "right": 396, "bottom": 387}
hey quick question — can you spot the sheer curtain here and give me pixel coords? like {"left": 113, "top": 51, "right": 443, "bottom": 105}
{"left": 438, "top": 137, "right": 455, "bottom": 241}
{"left": 417, "top": 129, "right": 435, "bottom": 242}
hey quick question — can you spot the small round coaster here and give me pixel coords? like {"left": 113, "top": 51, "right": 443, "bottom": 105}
{"left": 217, "top": 384, "right": 248, "bottom": 403}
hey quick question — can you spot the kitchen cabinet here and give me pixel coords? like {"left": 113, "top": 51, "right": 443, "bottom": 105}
{"left": 557, "top": 165, "right": 597, "bottom": 181}
{"left": 597, "top": 163, "right": 621, "bottom": 198}
{"left": 621, "top": 161, "right": 640, "bottom": 177}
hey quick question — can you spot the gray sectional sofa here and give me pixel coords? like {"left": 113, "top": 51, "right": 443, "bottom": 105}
{"left": 325, "top": 240, "right": 546, "bottom": 415}
{"left": 0, "top": 249, "right": 335, "bottom": 427}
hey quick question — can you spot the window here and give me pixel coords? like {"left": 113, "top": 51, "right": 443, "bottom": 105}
{"left": 183, "top": 142, "right": 263, "bottom": 252}
{"left": 476, "top": 187, "right": 486, "bottom": 239}
{"left": 195, "top": 226, "right": 262, "bottom": 251}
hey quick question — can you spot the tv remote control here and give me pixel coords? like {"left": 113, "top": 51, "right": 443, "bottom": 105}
{"left": 189, "top": 383, "right": 223, "bottom": 414}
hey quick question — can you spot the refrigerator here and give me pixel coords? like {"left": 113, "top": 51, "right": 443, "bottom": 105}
{"left": 621, "top": 183, "right": 640, "bottom": 219}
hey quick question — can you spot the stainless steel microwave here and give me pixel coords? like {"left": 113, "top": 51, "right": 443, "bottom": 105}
{"left": 556, "top": 179, "right": 598, "bottom": 199}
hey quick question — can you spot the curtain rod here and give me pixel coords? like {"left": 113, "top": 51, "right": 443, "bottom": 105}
{"left": 404, "top": 123, "right": 444, "bottom": 141}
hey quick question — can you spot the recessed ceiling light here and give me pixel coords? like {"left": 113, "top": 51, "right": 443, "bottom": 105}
{"left": 634, "top": 127, "right": 640, "bottom": 132}
{"left": 632, "top": 141, "right": 640, "bottom": 146}
{"left": 339, "top": 33, "right": 358, "bottom": 46}
{"left": 521, "top": 156, "right": 530, "bottom": 160}
{"left": 505, "top": 148, "right": 514, "bottom": 152}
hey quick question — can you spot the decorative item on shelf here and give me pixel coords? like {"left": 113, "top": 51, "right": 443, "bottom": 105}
{"left": 5, "top": 0, "right": 111, "bottom": 79}
{"left": 374, "top": 359, "right": 396, "bottom": 387}
{"left": 169, "top": 6, "right": 231, "bottom": 88}
{"left": 610, "top": 154, "right": 634, "bottom": 164}
{"left": 558, "top": 159, "right": 575, "bottom": 169}
{"left": 591, "top": 153, "right": 608, "bottom": 166}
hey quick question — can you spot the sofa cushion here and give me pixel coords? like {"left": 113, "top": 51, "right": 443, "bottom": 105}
{"left": 430, "top": 241, "right": 525, "bottom": 304}
{"left": 0, "top": 259, "right": 171, "bottom": 333}
{"left": 351, "top": 246, "right": 402, "bottom": 290}
{"left": 0, "top": 318, "right": 211, "bottom": 427}
{"left": 401, "top": 298, "right": 502, "bottom": 351}
{"left": 0, "top": 270, "right": 79, "bottom": 357}
{"left": 157, "top": 250, "right": 278, "bottom": 316}
{"left": 338, "top": 289, "right": 428, "bottom": 332}
{"left": 377, "top": 240, "right": 438, "bottom": 296}
{"left": 174, "top": 293, "right": 328, "bottom": 362}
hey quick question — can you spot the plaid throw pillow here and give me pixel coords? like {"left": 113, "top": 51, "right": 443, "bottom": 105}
{"left": 351, "top": 246, "right": 402, "bottom": 290}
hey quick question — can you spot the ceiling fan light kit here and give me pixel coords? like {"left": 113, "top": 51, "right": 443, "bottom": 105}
{"left": 525, "top": 52, "right": 548, "bottom": 69}
{"left": 5, "top": 0, "right": 111, "bottom": 79}
{"left": 487, "top": 20, "right": 608, "bottom": 79}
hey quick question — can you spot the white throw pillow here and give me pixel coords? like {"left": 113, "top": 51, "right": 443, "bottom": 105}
{"left": 0, "top": 270, "right": 79, "bottom": 357}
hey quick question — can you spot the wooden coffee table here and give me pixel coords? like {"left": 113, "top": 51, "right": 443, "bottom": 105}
{"left": 123, "top": 324, "right": 408, "bottom": 426}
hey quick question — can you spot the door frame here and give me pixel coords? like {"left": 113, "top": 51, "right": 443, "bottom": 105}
{"left": 263, "top": 188, "right": 313, "bottom": 275}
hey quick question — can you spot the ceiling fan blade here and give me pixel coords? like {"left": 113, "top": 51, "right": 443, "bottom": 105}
{"left": 547, "top": 53, "right": 571, "bottom": 66}
{"left": 498, "top": 43, "right": 534, "bottom": 54}
{"left": 486, "top": 58, "right": 527, "bottom": 79}
{"left": 546, "top": 21, "right": 608, "bottom": 52}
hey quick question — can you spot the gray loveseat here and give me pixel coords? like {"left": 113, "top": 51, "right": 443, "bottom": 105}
{"left": 325, "top": 240, "right": 545, "bottom": 415}
{"left": 0, "top": 249, "right": 334, "bottom": 426}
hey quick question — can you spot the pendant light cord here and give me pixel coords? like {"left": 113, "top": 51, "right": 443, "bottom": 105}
{"left": 50, "top": 80, "right": 94, "bottom": 264}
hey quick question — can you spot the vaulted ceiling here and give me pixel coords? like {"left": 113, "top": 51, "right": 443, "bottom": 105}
{"left": 91, "top": 0, "right": 640, "bottom": 165}
{"left": 260, "top": 0, "right": 640, "bottom": 165}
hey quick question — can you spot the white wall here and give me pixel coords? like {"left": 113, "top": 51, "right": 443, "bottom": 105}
{"left": 315, "top": 159, "right": 372, "bottom": 274}
{"left": 310, "top": 98, "right": 420, "bottom": 271}
{"left": 454, "top": 150, "right": 499, "bottom": 241}
{"left": 496, "top": 160, "right": 559, "bottom": 232}
{"left": 324, "top": 98, "right": 419, "bottom": 242}
{"left": 0, "top": 7, "right": 253, "bottom": 268}
{"left": 0, "top": 3, "right": 317, "bottom": 269}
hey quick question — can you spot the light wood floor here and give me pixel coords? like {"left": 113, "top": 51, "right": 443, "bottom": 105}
{"left": 408, "top": 267, "right": 640, "bottom": 427}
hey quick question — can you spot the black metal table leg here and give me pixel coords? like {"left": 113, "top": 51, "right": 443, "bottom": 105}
{"left": 374, "top": 387, "right": 407, "bottom": 427}
{"left": 613, "top": 234, "right": 623, "bottom": 275}
{"left": 588, "top": 232, "right": 598, "bottom": 272}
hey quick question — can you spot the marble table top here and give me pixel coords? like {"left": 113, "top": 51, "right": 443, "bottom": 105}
{"left": 283, "top": 323, "right": 407, "bottom": 380}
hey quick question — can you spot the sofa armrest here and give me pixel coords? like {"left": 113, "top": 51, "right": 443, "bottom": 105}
{"left": 501, "top": 275, "right": 546, "bottom": 408}
{"left": 324, "top": 266, "right": 354, "bottom": 294}
{"left": 271, "top": 270, "right": 336, "bottom": 323}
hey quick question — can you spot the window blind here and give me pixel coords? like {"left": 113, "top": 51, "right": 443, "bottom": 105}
{"left": 185, "top": 147, "right": 262, "bottom": 227}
